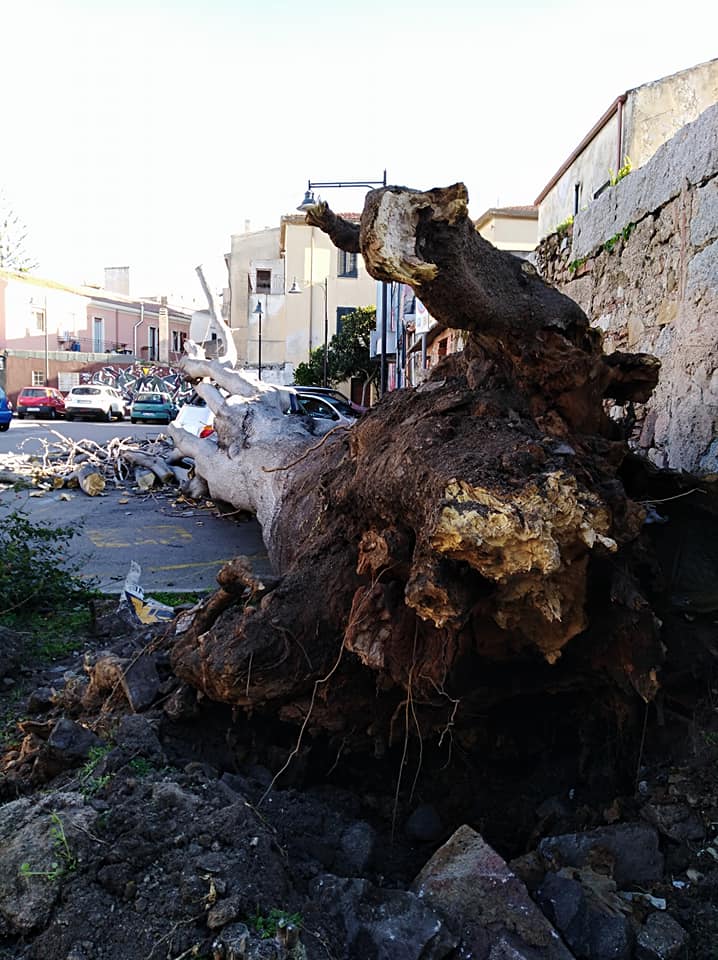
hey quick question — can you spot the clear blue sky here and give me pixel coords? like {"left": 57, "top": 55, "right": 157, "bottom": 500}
{"left": 1, "top": 0, "right": 716, "bottom": 303}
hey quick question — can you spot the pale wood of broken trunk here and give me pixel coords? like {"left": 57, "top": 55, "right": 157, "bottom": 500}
{"left": 66, "top": 463, "right": 106, "bottom": 497}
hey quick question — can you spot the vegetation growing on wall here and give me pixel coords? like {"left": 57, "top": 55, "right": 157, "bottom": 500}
{"left": 568, "top": 256, "right": 589, "bottom": 274}
{"left": 609, "top": 156, "right": 632, "bottom": 186}
{"left": 603, "top": 222, "right": 636, "bottom": 253}
{"left": 553, "top": 214, "right": 574, "bottom": 236}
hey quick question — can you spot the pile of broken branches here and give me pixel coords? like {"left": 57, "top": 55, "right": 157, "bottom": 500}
{"left": 0, "top": 430, "right": 193, "bottom": 497}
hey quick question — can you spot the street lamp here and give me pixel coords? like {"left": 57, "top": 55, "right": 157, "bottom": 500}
{"left": 253, "top": 301, "right": 263, "bottom": 379}
{"left": 289, "top": 276, "right": 328, "bottom": 387}
{"left": 297, "top": 172, "right": 387, "bottom": 211}
{"left": 296, "top": 171, "right": 391, "bottom": 396}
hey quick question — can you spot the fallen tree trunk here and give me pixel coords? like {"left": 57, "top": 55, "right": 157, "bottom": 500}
{"left": 65, "top": 463, "right": 106, "bottom": 497}
{"left": 121, "top": 450, "right": 176, "bottom": 485}
{"left": 170, "top": 182, "right": 662, "bottom": 756}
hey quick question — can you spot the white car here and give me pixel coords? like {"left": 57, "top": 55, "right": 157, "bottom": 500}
{"left": 172, "top": 392, "right": 217, "bottom": 439}
{"left": 64, "top": 385, "right": 127, "bottom": 422}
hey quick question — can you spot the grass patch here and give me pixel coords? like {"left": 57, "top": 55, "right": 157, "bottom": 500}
{"left": 149, "top": 591, "right": 208, "bottom": 607}
{"left": 250, "top": 907, "right": 303, "bottom": 939}
{"left": 79, "top": 744, "right": 113, "bottom": 797}
{"left": 127, "top": 757, "right": 154, "bottom": 777}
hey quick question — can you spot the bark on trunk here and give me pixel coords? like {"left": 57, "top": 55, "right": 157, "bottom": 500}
{"left": 122, "top": 450, "right": 176, "bottom": 486}
{"left": 170, "top": 183, "right": 662, "bottom": 751}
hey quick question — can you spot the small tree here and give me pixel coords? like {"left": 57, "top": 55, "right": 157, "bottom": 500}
{"left": 0, "top": 193, "right": 38, "bottom": 272}
{"left": 293, "top": 347, "right": 326, "bottom": 387}
{"left": 293, "top": 306, "right": 378, "bottom": 405}
{"left": 328, "top": 306, "right": 377, "bottom": 405}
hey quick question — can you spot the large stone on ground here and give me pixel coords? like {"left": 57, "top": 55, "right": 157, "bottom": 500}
{"left": 636, "top": 912, "right": 688, "bottom": 960}
{"left": 0, "top": 792, "right": 97, "bottom": 934}
{"left": 47, "top": 718, "right": 101, "bottom": 761}
{"left": 411, "top": 824, "right": 574, "bottom": 960}
{"left": 82, "top": 652, "right": 161, "bottom": 712}
{"left": 310, "top": 874, "right": 457, "bottom": 959}
{"left": 33, "top": 717, "right": 102, "bottom": 780}
{"left": 538, "top": 823, "right": 664, "bottom": 887}
{"left": 537, "top": 870, "right": 634, "bottom": 960}
{"left": 113, "top": 714, "right": 165, "bottom": 763}
{"left": 640, "top": 802, "right": 705, "bottom": 843}
{"left": 119, "top": 653, "right": 161, "bottom": 712}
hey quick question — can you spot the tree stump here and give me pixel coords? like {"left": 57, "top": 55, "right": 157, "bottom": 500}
{"left": 170, "top": 183, "right": 662, "bottom": 758}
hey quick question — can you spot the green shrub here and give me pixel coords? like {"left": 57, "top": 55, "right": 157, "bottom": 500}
{"left": 0, "top": 510, "right": 95, "bottom": 620}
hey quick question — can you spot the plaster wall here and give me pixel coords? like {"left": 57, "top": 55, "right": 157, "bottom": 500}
{"left": 625, "top": 62, "right": 718, "bottom": 169}
{"left": 1, "top": 276, "right": 87, "bottom": 351}
{"left": 477, "top": 215, "right": 537, "bottom": 251}
{"left": 538, "top": 115, "right": 619, "bottom": 238}
{"left": 537, "top": 58, "right": 718, "bottom": 240}
{"left": 229, "top": 220, "right": 376, "bottom": 379}
{"left": 228, "top": 228, "right": 281, "bottom": 363}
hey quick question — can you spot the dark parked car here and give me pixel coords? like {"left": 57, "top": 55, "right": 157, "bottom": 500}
{"left": 294, "top": 385, "right": 368, "bottom": 414}
{"left": 295, "top": 392, "right": 359, "bottom": 426}
{"left": 0, "top": 387, "right": 13, "bottom": 431}
{"left": 130, "top": 393, "right": 178, "bottom": 424}
{"left": 16, "top": 386, "right": 66, "bottom": 419}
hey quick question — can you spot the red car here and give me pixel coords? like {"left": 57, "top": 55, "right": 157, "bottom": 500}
{"left": 16, "top": 386, "right": 66, "bottom": 419}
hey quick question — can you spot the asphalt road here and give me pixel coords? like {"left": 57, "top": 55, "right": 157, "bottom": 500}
{"left": 0, "top": 417, "right": 272, "bottom": 595}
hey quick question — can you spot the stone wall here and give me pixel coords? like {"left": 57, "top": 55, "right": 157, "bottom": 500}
{"left": 535, "top": 104, "right": 718, "bottom": 475}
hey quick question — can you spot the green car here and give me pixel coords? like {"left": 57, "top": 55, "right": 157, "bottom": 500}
{"left": 130, "top": 393, "right": 178, "bottom": 425}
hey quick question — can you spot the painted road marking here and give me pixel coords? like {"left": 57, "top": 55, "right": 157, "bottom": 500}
{"left": 87, "top": 525, "right": 194, "bottom": 548}
{"left": 149, "top": 559, "right": 235, "bottom": 571}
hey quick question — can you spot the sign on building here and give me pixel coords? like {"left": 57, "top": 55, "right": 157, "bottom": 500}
{"left": 415, "top": 298, "right": 434, "bottom": 334}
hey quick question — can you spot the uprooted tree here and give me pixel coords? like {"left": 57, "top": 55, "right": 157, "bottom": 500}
{"left": 168, "top": 182, "right": 667, "bottom": 766}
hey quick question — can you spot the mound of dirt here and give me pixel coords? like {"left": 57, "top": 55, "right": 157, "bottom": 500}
{"left": 1, "top": 592, "right": 717, "bottom": 960}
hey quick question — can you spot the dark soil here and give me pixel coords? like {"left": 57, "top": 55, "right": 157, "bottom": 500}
{"left": 1, "top": 579, "right": 717, "bottom": 960}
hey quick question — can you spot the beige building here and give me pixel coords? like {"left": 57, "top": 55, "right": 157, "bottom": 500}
{"left": 474, "top": 205, "right": 538, "bottom": 258}
{"left": 535, "top": 57, "right": 718, "bottom": 238}
{"left": 226, "top": 215, "right": 377, "bottom": 383}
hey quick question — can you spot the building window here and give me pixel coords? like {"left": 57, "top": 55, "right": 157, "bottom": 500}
{"left": 31, "top": 370, "right": 44, "bottom": 386}
{"left": 148, "top": 326, "right": 158, "bottom": 361}
{"left": 593, "top": 180, "right": 610, "bottom": 200}
{"left": 172, "top": 330, "right": 187, "bottom": 353}
{"left": 337, "top": 250, "right": 358, "bottom": 278}
{"left": 336, "top": 306, "right": 354, "bottom": 335}
{"left": 32, "top": 308, "right": 46, "bottom": 332}
{"left": 437, "top": 337, "right": 448, "bottom": 359}
{"left": 256, "top": 269, "right": 271, "bottom": 293}
{"left": 93, "top": 317, "right": 104, "bottom": 353}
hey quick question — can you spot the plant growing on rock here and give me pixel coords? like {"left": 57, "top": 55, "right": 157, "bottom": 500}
{"left": 19, "top": 812, "right": 77, "bottom": 882}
